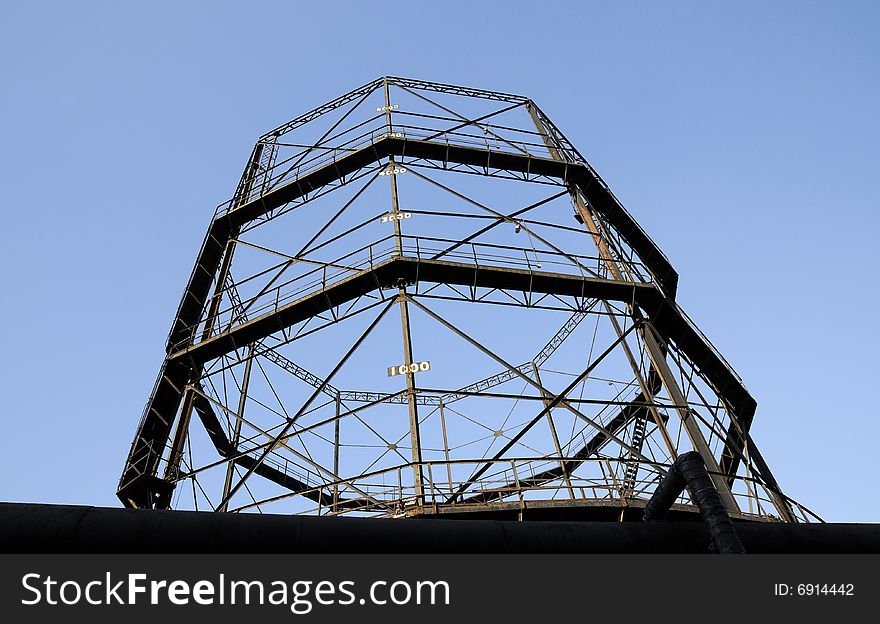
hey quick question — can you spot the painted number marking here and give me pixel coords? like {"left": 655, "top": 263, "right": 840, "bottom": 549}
{"left": 381, "top": 212, "right": 412, "bottom": 223}
{"left": 387, "top": 361, "right": 431, "bottom": 377}
{"left": 379, "top": 167, "right": 407, "bottom": 176}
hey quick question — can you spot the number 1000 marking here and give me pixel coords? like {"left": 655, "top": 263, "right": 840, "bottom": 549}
{"left": 387, "top": 361, "right": 431, "bottom": 377}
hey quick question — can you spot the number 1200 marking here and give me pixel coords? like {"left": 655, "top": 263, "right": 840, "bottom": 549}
{"left": 387, "top": 361, "right": 431, "bottom": 377}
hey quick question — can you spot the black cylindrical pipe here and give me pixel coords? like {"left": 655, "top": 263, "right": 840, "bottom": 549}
{"left": 1, "top": 502, "right": 879, "bottom": 553}
{"left": 643, "top": 451, "right": 746, "bottom": 554}
{"left": 642, "top": 461, "right": 688, "bottom": 523}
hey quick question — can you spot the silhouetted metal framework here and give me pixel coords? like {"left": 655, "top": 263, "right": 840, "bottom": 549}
{"left": 118, "top": 77, "right": 817, "bottom": 523}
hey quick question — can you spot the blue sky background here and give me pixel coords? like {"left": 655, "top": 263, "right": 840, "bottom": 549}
{"left": 1, "top": 1, "right": 877, "bottom": 521}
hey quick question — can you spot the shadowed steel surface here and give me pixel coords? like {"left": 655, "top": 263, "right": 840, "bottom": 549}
{"left": 3, "top": 504, "right": 876, "bottom": 553}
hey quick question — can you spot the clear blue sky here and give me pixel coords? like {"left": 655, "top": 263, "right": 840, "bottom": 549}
{"left": 1, "top": 1, "right": 877, "bottom": 521}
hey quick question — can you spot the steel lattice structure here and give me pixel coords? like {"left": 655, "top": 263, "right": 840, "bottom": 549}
{"left": 118, "top": 77, "right": 817, "bottom": 523}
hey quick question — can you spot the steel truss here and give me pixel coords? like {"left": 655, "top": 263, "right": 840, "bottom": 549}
{"left": 118, "top": 77, "right": 817, "bottom": 524}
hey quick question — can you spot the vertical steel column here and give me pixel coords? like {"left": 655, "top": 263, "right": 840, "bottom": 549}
{"left": 148, "top": 180, "right": 249, "bottom": 509}
{"left": 531, "top": 363, "right": 575, "bottom": 499}
{"left": 438, "top": 399, "right": 454, "bottom": 497}
{"left": 162, "top": 389, "right": 196, "bottom": 485}
{"left": 383, "top": 78, "right": 424, "bottom": 506}
{"left": 333, "top": 392, "right": 341, "bottom": 514}
{"left": 569, "top": 191, "right": 678, "bottom": 460}
{"left": 201, "top": 239, "right": 239, "bottom": 341}
{"left": 219, "top": 345, "right": 255, "bottom": 512}
{"left": 526, "top": 103, "right": 739, "bottom": 514}
{"left": 163, "top": 237, "right": 240, "bottom": 495}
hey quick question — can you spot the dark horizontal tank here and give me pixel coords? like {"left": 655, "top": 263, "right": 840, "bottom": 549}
{"left": 1, "top": 502, "right": 877, "bottom": 553}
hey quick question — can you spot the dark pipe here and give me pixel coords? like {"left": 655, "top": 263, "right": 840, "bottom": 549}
{"left": 642, "top": 462, "right": 688, "bottom": 523}
{"left": 643, "top": 451, "right": 746, "bottom": 554}
{"left": 2, "top": 502, "right": 879, "bottom": 553}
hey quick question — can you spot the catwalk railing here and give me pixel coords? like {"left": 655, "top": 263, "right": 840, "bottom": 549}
{"left": 214, "top": 120, "right": 579, "bottom": 217}
{"left": 173, "top": 455, "right": 820, "bottom": 523}
{"left": 173, "top": 234, "right": 651, "bottom": 353}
